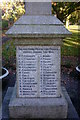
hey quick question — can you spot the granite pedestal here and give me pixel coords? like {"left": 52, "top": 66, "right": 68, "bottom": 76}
{"left": 9, "top": 85, "right": 68, "bottom": 118}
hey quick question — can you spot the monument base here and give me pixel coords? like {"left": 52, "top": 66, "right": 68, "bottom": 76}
{"left": 9, "top": 86, "right": 68, "bottom": 118}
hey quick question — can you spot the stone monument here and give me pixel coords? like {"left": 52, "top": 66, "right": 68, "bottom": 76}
{"left": 6, "top": 2, "right": 71, "bottom": 118}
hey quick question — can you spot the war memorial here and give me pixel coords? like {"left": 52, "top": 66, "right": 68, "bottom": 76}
{"left": 6, "top": 1, "right": 73, "bottom": 118}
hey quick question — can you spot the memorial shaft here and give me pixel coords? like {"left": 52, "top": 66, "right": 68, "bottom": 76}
{"left": 25, "top": 2, "right": 52, "bottom": 15}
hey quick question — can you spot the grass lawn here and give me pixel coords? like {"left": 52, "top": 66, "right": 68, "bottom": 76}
{"left": 68, "top": 25, "right": 80, "bottom": 32}
{"left": 61, "top": 25, "right": 80, "bottom": 56}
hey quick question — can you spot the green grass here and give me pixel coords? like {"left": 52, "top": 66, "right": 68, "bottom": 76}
{"left": 68, "top": 25, "right": 80, "bottom": 31}
{"left": 61, "top": 26, "right": 80, "bottom": 56}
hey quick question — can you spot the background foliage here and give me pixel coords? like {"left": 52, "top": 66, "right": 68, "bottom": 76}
{"left": 0, "top": 0, "right": 25, "bottom": 29}
{"left": 52, "top": 2, "right": 80, "bottom": 25}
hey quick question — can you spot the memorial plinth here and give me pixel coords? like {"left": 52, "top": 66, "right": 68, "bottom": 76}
{"left": 6, "top": 2, "right": 71, "bottom": 118}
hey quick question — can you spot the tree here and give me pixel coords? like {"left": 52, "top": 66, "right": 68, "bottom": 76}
{"left": 52, "top": 2, "right": 80, "bottom": 25}
{"left": 1, "top": 0, "right": 25, "bottom": 22}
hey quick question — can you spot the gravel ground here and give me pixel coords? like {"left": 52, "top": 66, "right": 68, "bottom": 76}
{"left": 61, "top": 69, "right": 80, "bottom": 117}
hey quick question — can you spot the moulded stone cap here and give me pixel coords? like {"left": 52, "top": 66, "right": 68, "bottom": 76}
{"left": 6, "top": 15, "right": 71, "bottom": 38}
{"left": 14, "top": 16, "right": 63, "bottom": 25}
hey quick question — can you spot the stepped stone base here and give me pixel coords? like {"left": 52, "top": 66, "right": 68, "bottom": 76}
{"left": 9, "top": 86, "right": 68, "bottom": 118}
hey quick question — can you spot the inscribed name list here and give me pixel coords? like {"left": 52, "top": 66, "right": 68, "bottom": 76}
{"left": 17, "top": 46, "right": 60, "bottom": 97}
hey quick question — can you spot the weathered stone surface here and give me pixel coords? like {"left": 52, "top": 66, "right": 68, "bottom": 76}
{"left": 6, "top": 15, "right": 71, "bottom": 37}
{"left": 15, "top": 38, "right": 62, "bottom": 45}
{"left": 25, "top": 2, "right": 52, "bottom": 15}
{"left": 9, "top": 85, "right": 68, "bottom": 118}
{"left": 6, "top": 24, "right": 71, "bottom": 36}
{"left": 2, "top": 87, "right": 79, "bottom": 119}
{"left": 15, "top": 16, "right": 63, "bottom": 25}
{"left": 16, "top": 46, "right": 61, "bottom": 98}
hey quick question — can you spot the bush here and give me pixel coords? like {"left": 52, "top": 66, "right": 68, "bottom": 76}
{"left": 1, "top": 1, "right": 25, "bottom": 23}
{"left": 2, "top": 20, "right": 8, "bottom": 30}
{"left": 2, "top": 39, "right": 16, "bottom": 70}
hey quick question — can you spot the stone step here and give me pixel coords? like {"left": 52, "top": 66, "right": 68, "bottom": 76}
{"left": 2, "top": 86, "right": 79, "bottom": 119}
